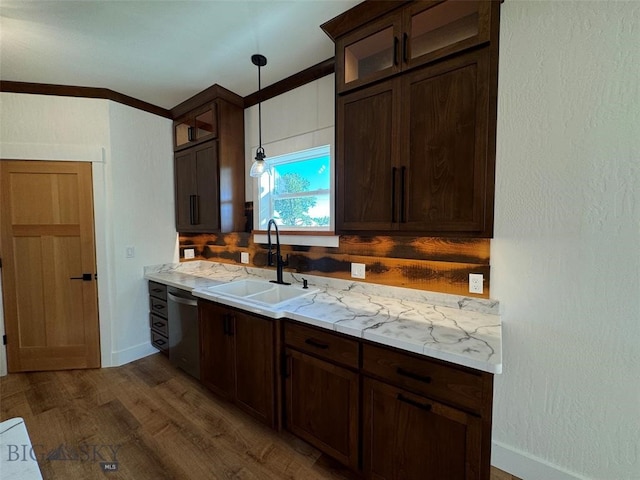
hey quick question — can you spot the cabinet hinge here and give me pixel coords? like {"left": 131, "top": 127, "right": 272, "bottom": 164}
{"left": 3, "top": 335, "right": 6, "bottom": 346}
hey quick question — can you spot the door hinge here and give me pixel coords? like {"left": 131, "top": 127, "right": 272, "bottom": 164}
{"left": 0, "top": 257, "right": 2, "bottom": 269}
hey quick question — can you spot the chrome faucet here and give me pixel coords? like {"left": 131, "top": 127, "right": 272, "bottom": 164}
{"left": 267, "top": 219, "right": 290, "bottom": 285}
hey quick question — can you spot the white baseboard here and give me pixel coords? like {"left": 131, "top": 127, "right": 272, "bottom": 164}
{"left": 492, "top": 441, "right": 588, "bottom": 480}
{"left": 108, "top": 342, "right": 159, "bottom": 367}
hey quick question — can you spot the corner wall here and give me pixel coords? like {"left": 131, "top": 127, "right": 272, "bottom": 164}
{"left": 491, "top": 2, "right": 640, "bottom": 479}
{"left": 0, "top": 92, "right": 176, "bottom": 369}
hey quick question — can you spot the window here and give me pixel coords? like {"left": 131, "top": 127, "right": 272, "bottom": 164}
{"left": 256, "top": 145, "right": 332, "bottom": 231}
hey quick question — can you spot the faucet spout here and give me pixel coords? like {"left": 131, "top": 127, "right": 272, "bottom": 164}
{"left": 267, "top": 219, "right": 290, "bottom": 285}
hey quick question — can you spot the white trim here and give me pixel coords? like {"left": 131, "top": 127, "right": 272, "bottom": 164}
{"left": 0, "top": 142, "right": 105, "bottom": 162}
{"left": 492, "top": 441, "right": 589, "bottom": 480}
{"left": 253, "top": 233, "right": 340, "bottom": 248}
{"left": 108, "top": 341, "right": 159, "bottom": 367}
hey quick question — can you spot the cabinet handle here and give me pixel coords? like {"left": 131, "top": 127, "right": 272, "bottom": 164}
{"left": 70, "top": 273, "right": 92, "bottom": 281}
{"left": 153, "top": 321, "right": 164, "bottom": 328}
{"left": 151, "top": 288, "right": 163, "bottom": 293}
{"left": 400, "top": 166, "right": 407, "bottom": 223}
{"left": 304, "top": 338, "right": 329, "bottom": 350}
{"left": 224, "top": 315, "right": 235, "bottom": 336}
{"left": 402, "top": 33, "right": 408, "bottom": 63}
{"left": 397, "top": 393, "right": 432, "bottom": 412}
{"left": 393, "top": 36, "right": 399, "bottom": 66}
{"left": 153, "top": 304, "right": 165, "bottom": 310}
{"left": 282, "top": 354, "right": 291, "bottom": 378}
{"left": 189, "top": 195, "right": 200, "bottom": 225}
{"left": 154, "top": 338, "right": 166, "bottom": 346}
{"left": 187, "top": 126, "right": 195, "bottom": 142}
{"left": 391, "top": 166, "right": 398, "bottom": 223}
{"left": 396, "top": 367, "right": 431, "bottom": 384}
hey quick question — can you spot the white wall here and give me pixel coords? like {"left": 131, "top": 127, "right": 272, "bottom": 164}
{"left": 491, "top": 2, "right": 640, "bottom": 480}
{"left": 0, "top": 93, "right": 176, "bottom": 368}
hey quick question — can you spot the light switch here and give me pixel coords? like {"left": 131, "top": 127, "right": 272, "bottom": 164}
{"left": 125, "top": 246, "right": 135, "bottom": 258}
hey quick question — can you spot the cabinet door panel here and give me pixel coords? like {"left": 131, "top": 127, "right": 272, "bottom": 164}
{"left": 199, "top": 302, "right": 235, "bottom": 398}
{"left": 401, "top": 49, "right": 489, "bottom": 233}
{"left": 285, "top": 349, "right": 359, "bottom": 469}
{"left": 194, "top": 141, "right": 220, "bottom": 232}
{"left": 174, "top": 150, "right": 196, "bottom": 231}
{"left": 337, "top": 79, "right": 400, "bottom": 232}
{"left": 363, "top": 377, "right": 482, "bottom": 480}
{"left": 234, "top": 311, "right": 275, "bottom": 427}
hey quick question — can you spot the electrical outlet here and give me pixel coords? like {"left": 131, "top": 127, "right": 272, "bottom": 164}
{"left": 240, "top": 252, "right": 250, "bottom": 264}
{"left": 469, "top": 273, "right": 484, "bottom": 294}
{"left": 351, "top": 262, "right": 366, "bottom": 279}
{"left": 184, "top": 248, "right": 195, "bottom": 259}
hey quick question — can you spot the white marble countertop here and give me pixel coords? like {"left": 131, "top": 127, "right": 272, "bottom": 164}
{"left": 144, "top": 261, "right": 502, "bottom": 374}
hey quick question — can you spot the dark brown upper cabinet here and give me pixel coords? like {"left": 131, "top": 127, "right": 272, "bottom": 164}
{"left": 173, "top": 102, "right": 218, "bottom": 150}
{"left": 327, "top": 0, "right": 496, "bottom": 94}
{"left": 325, "top": 0, "right": 500, "bottom": 237}
{"left": 173, "top": 94, "right": 245, "bottom": 233}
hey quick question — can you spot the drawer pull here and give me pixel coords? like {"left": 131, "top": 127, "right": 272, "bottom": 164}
{"left": 397, "top": 394, "right": 432, "bottom": 412}
{"left": 153, "top": 304, "right": 165, "bottom": 310}
{"left": 154, "top": 338, "right": 166, "bottom": 346}
{"left": 397, "top": 367, "right": 431, "bottom": 384}
{"left": 152, "top": 288, "right": 163, "bottom": 293}
{"left": 305, "top": 338, "right": 329, "bottom": 350}
{"left": 153, "top": 321, "right": 164, "bottom": 328}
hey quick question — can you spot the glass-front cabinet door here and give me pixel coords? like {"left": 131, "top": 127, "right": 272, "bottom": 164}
{"left": 403, "top": 1, "right": 491, "bottom": 70}
{"left": 336, "top": 13, "right": 402, "bottom": 93}
{"left": 173, "top": 103, "right": 218, "bottom": 150}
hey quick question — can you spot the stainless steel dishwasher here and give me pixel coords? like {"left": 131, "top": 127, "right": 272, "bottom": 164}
{"left": 167, "top": 286, "right": 200, "bottom": 380}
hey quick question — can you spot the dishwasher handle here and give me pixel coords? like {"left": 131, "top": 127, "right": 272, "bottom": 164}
{"left": 167, "top": 291, "right": 198, "bottom": 307}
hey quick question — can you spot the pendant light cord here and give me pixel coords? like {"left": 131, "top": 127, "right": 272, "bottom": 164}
{"left": 257, "top": 63, "right": 262, "bottom": 150}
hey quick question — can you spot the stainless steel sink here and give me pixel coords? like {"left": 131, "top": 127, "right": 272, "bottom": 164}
{"left": 200, "top": 279, "right": 318, "bottom": 310}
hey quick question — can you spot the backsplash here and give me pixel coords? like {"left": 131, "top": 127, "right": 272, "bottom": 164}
{"left": 178, "top": 232, "right": 491, "bottom": 299}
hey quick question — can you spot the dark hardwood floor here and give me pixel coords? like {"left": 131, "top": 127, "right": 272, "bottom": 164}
{"left": 1, "top": 353, "right": 519, "bottom": 480}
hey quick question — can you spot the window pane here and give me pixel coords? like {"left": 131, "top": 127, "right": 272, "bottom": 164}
{"left": 258, "top": 145, "right": 331, "bottom": 229}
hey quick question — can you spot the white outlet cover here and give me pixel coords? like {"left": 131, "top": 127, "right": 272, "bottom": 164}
{"left": 351, "top": 262, "right": 366, "bottom": 279}
{"left": 469, "top": 273, "right": 484, "bottom": 294}
{"left": 184, "top": 248, "right": 195, "bottom": 259}
{"left": 240, "top": 252, "right": 250, "bottom": 264}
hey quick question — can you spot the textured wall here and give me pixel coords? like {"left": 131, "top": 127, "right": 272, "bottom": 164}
{"left": 0, "top": 93, "right": 176, "bottom": 367}
{"left": 492, "top": 2, "right": 640, "bottom": 479}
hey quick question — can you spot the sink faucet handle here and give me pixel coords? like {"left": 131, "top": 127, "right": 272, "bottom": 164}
{"left": 302, "top": 278, "right": 308, "bottom": 289}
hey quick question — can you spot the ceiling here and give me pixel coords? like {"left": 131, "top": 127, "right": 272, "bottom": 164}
{"left": 0, "top": 0, "right": 360, "bottom": 110}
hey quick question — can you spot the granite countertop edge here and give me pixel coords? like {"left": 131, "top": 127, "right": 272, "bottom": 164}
{"left": 144, "top": 261, "right": 502, "bottom": 374}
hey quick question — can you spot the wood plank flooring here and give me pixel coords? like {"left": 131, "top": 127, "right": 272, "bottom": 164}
{"left": 1, "top": 353, "right": 520, "bottom": 480}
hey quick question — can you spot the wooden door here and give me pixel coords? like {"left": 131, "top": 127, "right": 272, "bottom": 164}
{"left": 233, "top": 311, "right": 276, "bottom": 427}
{"left": 336, "top": 78, "right": 401, "bottom": 233}
{"left": 199, "top": 301, "right": 235, "bottom": 398}
{"left": 400, "top": 48, "right": 491, "bottom": 235}
{"left": 363, "top": 377, "right": 483, "bottom": 480}
{"left": 285, "top": 348, "right": 359, "bottom": 469}
{"left": 0, "top": 160, "right": 100, "bottom": 372}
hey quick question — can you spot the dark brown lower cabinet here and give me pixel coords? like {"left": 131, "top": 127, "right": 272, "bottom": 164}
{"left": 199, "top": 300, "right": 277, "bottom": 428}
{"left": 362, "top": 377, "right": 482, "bottom": 480}
{"left": 284, "top": 348, "right": 359, "bottom": 469}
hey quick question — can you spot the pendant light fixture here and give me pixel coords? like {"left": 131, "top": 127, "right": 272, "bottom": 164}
{"left": 249, "top": 54, "right": 270, "bottom": 177}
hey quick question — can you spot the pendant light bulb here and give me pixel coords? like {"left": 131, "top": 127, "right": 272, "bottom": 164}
{"left": 250, "top": 54, "right": 270, "bottom": 178}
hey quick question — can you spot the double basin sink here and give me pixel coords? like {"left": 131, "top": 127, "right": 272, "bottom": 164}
{"left": 193, "top": 279, "right": 318, "bottom": 315}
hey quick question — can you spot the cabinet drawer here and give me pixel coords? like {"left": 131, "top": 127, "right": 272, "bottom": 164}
{"left": 150, "top": 297, "right": 168, "bottom": 319}
{"left": 285, "top": 322, "right": 359, "bottom": 370}
{"left": 149, "top": 314, "right": 168, "bottom": 336}
{"left": 362, "top": 343, "right": 484, "bottom": 412}
{"left": 148, "top": 281, "right": 167, "bottom": 300}
{"left": 151, "top": 330, "right": 169, "bottom": 354}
